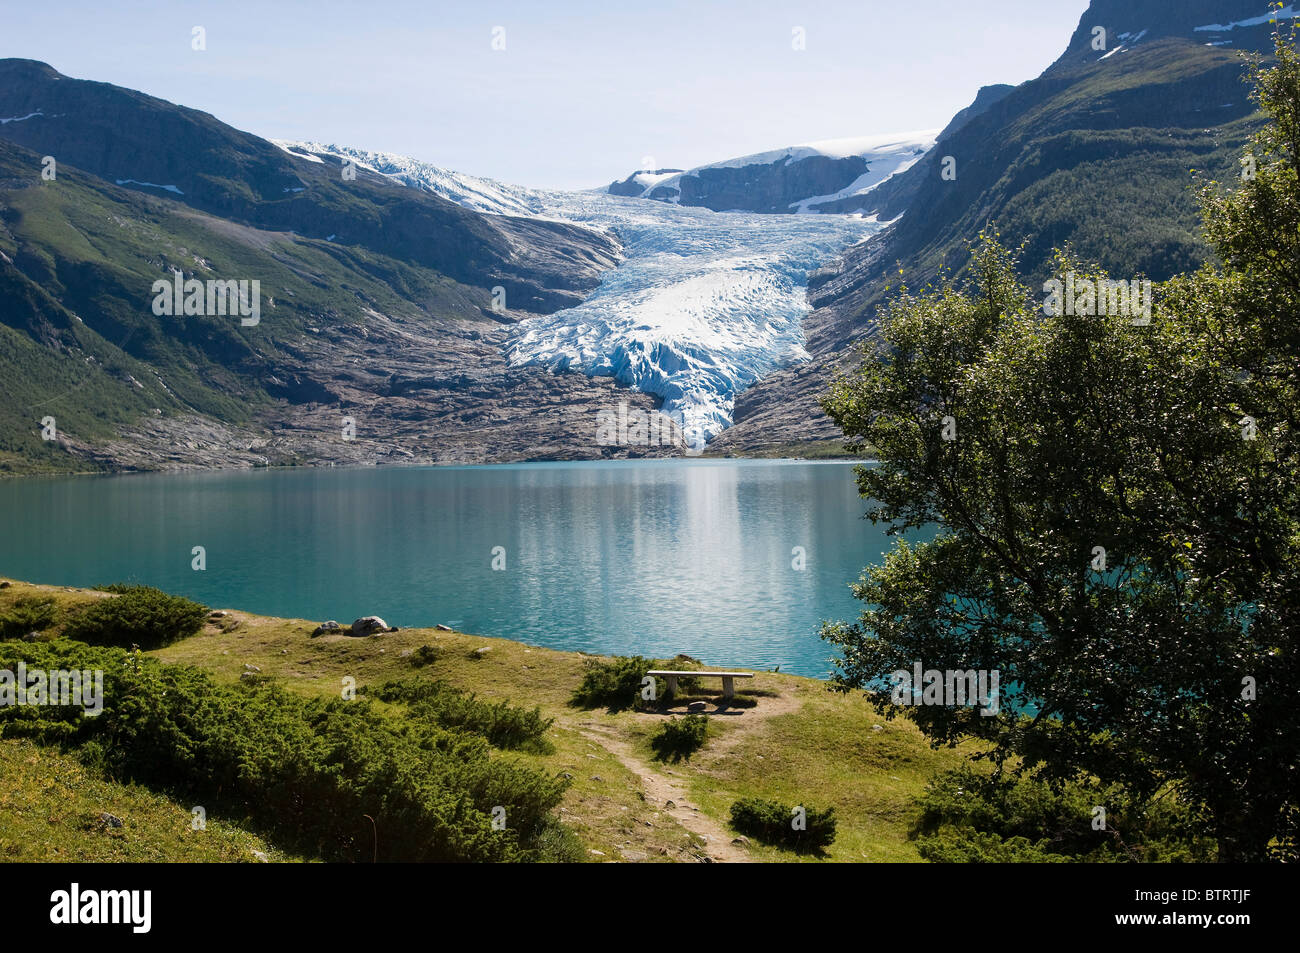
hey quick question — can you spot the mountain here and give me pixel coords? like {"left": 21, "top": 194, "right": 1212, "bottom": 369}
{"left": 3, "top": 0, "right": 1292, "bottom": 470}
{"left": 709, "top": 0, "right": 1291, "bottom": 453}
{"left": 274, "top": 141, "right": 882, "bottom": 445}
{"left": 603, "top": 131, "right": 937, "bottom": 215}
{"left": 0, "top": 60, "right": 666, "bottom": 474}
{"left": 0, "top": 59, "right": 615, "bottom": 314}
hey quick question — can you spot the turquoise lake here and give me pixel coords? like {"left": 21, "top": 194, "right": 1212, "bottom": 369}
{"left": 0, "top": 459, "right": 895, "bottom": 678}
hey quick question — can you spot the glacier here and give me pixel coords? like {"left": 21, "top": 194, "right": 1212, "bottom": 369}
{"left": 275, "top": 140, "right": 906, "bottom": 447}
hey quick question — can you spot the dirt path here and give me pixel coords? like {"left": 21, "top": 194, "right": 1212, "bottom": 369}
{"left": 573, "top": 687, "right": 806, "bottom": 863}
{"left": 576, "top": 721, "right": 750, "bottom": 862}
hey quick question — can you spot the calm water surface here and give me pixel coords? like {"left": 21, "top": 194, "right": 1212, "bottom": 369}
{"left": 0, "top": 460, "right": 896, "bottom": 678}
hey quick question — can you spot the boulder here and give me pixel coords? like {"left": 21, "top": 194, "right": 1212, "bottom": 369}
{"left": 350, "top": 616, "right": 390, "bottom": 636}
{"left": 435, "top": 623, "right": 453, "bottom": 631}
{"left": 311, "top": 620, "right": 343, "bottom": 637}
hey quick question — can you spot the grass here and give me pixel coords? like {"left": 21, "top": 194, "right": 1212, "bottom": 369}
{"left": 0, "top": 577, "right": 967, "bottom": 862}
{"left": 0, "top": 737, "right": 296, "bottom": 862}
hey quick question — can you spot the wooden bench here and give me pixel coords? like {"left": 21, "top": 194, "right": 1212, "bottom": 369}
{"left": 647, "top": 670, "right": 754, "bottom": 699}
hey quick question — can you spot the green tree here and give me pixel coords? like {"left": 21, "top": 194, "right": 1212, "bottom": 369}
{"left": 821, "top": 28, "right": 1300, "bottom": 862}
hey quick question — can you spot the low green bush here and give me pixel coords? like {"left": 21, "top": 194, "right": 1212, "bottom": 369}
{"left": 917, "top": 826, "right": 1071, "bottom": 862}
{"left": 730, "top": 796, "right": 837, "bottom": 852}
{"left": 0, "top": 596, "right": 58, "bottom": 639}
{"left": 0, "top": 641, "right": 570, "bottom": 862}
{"left": 568, "top": 655, "right": 707, "bottom": 708}
{"left": 570, "top": 655, "right": 658, "bottom": 709}
{"left": 370, "top": 678, "right": 554, "bottom": 753}
{"left": 63, "top": 585, "right": 206, "bottom": 649}
{"left": 650, "top": 714, "right": 708, "bottom": 761}
{"left": 408, "top": 644, "right": 440, "bottom": 668}
{"left": 913, "top": 764, "right": 1213, "bottom": 862}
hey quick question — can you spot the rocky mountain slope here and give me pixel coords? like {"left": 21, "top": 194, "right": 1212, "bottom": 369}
{"left": 710, "top": 0, "right": 1290, "bottom": 453}
{"left": 2, "top": 0, "right": 1291, "bottom": 469}
{"left": 276, "top": 141, "right": 884, "bottom": 446}
{"left": 0, "top": 60, "right": 659, "bottom": 473}
{"left": 604, "top": 131, "right": 937, "bottom": 215}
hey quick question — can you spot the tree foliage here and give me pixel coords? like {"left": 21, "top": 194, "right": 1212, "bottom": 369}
{"left": 822, "top": 29, "right": 1300, "bottom": 862}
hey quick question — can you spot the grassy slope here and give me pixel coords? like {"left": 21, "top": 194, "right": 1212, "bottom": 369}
{"left": 0, "top": 139, "right": 485, "bottom": 476}
{"left": 0, "top": 737, "right": 296, "bottom": 862}
{"left": 0, "top": 579, "right": 970, "bottom": 862}
{"left": 819, "top": 38, "right": 1264, "bottom": 350}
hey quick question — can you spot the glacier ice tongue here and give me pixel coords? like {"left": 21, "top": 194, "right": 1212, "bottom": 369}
{"left": 274, "top": 141, "right": 885, "bottom": 445}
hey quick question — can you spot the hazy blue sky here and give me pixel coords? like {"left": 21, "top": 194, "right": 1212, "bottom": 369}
{"left": 3, "top": 1, "right": 1090, "bottom": 189}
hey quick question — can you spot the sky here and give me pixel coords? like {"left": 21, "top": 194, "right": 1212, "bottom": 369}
{"left": 2, "top": 0, "right": 1090, "bottom": 189}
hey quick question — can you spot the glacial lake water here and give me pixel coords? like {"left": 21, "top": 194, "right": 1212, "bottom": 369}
{"left": 0, "top": 459, "right": 896, "bottom": 678}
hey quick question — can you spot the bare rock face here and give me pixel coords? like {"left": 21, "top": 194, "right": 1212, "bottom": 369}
{"left": 67, "top": 304, "right": 683, "bottom": 471}
{"left": 675, "top": 155, "right": 869, "bottom": 214}
{"left": 350, "top": 616, "right": 390, "bottom": 636}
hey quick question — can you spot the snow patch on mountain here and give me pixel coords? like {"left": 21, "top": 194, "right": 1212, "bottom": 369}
{"left": 115, "top": 178, "right": 183, "bottom": 194}
{"left": 613, "top": 130, "right": 937, "bottom": 212}
{"left": 276, "top": 141, "right": 886, "bottom": 445}
{"left": 1196, "top": 4, "right": 1299, "bottom": 31}
{"left": 274, "top": 140, "right": 537, "bottom": 216}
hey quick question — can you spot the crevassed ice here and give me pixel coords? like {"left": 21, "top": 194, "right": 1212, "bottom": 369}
{"left": 496, "top": 194, "right": 880, "bottom": 445}
{"left": 275, "top": 141, "right": 886, "bottom": 446}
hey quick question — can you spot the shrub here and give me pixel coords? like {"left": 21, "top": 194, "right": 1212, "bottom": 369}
{"left": 62, "top": 585, "right": 207, "bottom": 649}
{"left": 0, "top": 596, "right": 58, "bottom": 639}
{"left": 0, "top": 641, "right": 570, "bottom": 862}
{"left": 917, "top": 826, "right": 1070, "bottom": 863}
{"left": 730, "top": 796, "right": 837, "bottom": 852}
{"left": 570, "top": 655, "right": 659, "bottom": 709}
{"left": 371, "top": 678, "right": 554, "bottom": 753}
{"left": 409, "top": 644, "right": 440, "bottom": 668}
{"left": 650, "top": 714, "right": 708, "bottom": 761}
{"left": 913, "top": 764, "right": 1214, "bottom": 862}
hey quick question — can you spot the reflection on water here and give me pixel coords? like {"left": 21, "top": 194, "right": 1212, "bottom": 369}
{"left": 0, "top": 460, "right": 896, "bottom": 677}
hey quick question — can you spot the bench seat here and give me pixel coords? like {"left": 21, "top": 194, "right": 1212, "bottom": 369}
{"left": 646, "top": 670, "right": 754, "bottom": 698}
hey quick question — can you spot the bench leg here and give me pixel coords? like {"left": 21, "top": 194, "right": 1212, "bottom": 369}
{"left": 722, "top": 676, "right": 735, "bottom": 698}
{"left": 664, "top": 675, "right": 678, "bottom": 697}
